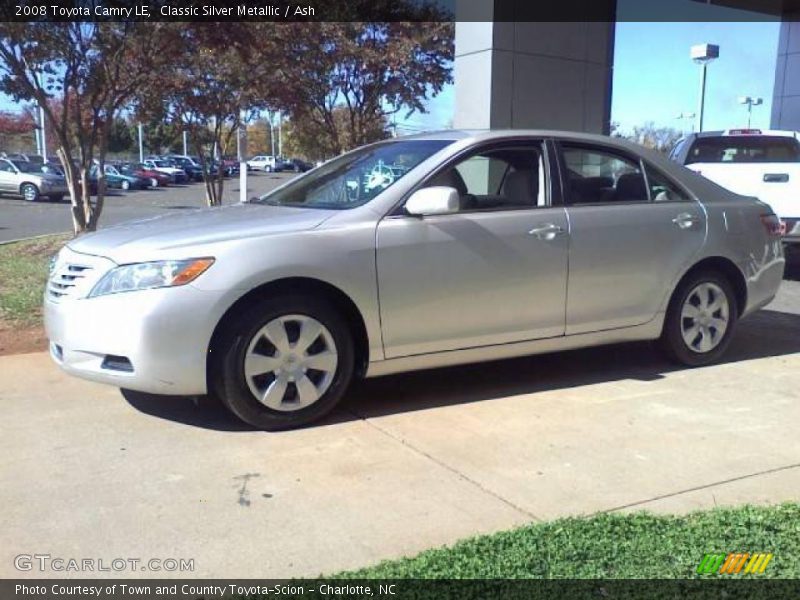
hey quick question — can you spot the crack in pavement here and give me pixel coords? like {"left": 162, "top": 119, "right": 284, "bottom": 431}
{"left": 345, "top": 407, "right": 539, "bottom": 522}
{"left": 601, "top": 462, "right": 800, "bottom": 514}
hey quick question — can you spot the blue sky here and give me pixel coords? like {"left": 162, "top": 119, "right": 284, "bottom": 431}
{"left": 409, "top": 5, "right": 782, "bottom": 134}
{"left": 1, "top": 12, "right": 782, "bottom": 137}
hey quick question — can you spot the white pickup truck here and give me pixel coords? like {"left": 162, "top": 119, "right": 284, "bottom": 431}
{"left": 670, "top": 129, "right": 800, "bottom": 244}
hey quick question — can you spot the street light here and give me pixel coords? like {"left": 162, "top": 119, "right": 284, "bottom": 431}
{"left": 676, "top": 111, "right": 697, "bottom": 134}
{"left": 738, "top": 96, "right": 763, "bottom": 128}
{"left": 691, "top": 43, "right": 719, "bottom": 133}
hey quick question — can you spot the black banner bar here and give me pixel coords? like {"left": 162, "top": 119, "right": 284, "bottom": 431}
{"left": 1, "top": 0, "right": 799, "bottom": 23}
{"left": 4, "top": 579, "right": 800, "bottom": 600}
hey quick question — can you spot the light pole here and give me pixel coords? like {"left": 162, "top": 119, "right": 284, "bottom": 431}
{"left": 738, "top": 96, "right": 763, "bottom": 128}
{"left": 691, "top": 43, "right": 719, "bottom": 133}
{"left": 676, "top": 111, "right": 696, "bottom": 134}
{"left": 137, "top": 122, "right": 144, "bottom": 163}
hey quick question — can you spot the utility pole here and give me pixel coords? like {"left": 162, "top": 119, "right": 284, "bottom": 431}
{"left": 238, "top": 111, "right": 247, "bottom": 204}
{"left": 138, "top": 122, "right": 144, "bottom": 162}
{"left": 277, "top": 111, "right": 282, "bottom": 157}
{"left": 183, "top": 130, "right": 188, "bottom": 155}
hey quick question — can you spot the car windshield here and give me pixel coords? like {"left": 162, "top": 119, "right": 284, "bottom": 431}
{"left": 687, "top": 136, "right": 800, "bottom": 164}
{"left": 256, "top": 140, "right": 453, "bottom": 209}
{"left": 153, "top": 160, "right": 171, "bottom": 167}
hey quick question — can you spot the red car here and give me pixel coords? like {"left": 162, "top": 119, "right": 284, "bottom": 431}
{"left": 120, "top": 163, "right": 170, "bottom": 188}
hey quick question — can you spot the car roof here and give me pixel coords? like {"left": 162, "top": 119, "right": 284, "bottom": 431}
{"left": 682, "top": 129, "right": 799, "bottom": 139}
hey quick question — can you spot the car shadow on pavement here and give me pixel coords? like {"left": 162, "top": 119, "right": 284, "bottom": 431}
{"left": 339, "top": 307, "right": 800, "bottom": 422}
{"left": 121, "top": 305, "right": 800, "bottom": 432}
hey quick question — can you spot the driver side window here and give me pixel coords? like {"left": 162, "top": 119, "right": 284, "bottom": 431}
{"left": 424, "top": 145, "right": 547, "bottom": 212}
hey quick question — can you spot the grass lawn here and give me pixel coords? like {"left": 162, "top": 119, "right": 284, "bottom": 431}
{"left": 339, "top": 504, "right": 799, "bottom": 579}
{"left": 0, "top": 234, "right": 69, "bottom": 326}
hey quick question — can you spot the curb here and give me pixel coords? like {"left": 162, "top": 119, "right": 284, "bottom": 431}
{"left": 0, "top": 232, "right": 71, "bottom": 246}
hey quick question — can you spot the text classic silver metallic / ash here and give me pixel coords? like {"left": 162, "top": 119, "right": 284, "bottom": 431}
{"left": 45, "top": 131, "right": 785, "bottom": 430}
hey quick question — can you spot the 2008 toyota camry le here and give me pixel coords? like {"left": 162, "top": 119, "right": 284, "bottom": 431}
{"left": 45, "top": 130, "right": 785, "bottom": 430}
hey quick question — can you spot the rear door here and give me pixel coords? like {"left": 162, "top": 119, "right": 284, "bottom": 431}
{"left": 558, "top": 142, "right": 707, "bottom": 334}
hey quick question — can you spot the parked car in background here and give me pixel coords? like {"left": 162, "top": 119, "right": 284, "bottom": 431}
{"left": 166, "top": 156, "right": 204, "bottom": 182}
{"left": 45, "top": 130, "right": 785, "bottom": 430}
{"left": 209, "top": 158, "right": 239, "bottom": 177}
{"left": 96, "top": 164, "right": 149, "bottom": 190}
{"left": 284, "top": 158, "right": 313, "bottom": 173}
{"left": 3, "top": 152, "right": 43, "bottom": 164}
{"left": 671, "top": 129, "right": 800, "bottom": 245}
{"left": 119, "top": 163, "right": 170, "bottom": 188}
{"left": 0, "top": 158, "right": 67, "bottom": 201}
{"left": 247, "top": 155, "right": 276, "bottom": 172}
{"left": 143, "top": 158, "right": 188, "bottom": 184}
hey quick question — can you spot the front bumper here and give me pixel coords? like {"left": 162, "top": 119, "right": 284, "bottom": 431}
{"left": 45, "top": 284, "right": 227, "bottom": 396}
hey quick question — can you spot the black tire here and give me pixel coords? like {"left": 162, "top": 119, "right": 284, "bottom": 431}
{"left": 48, "top": 194, "right": 64, "bottom": 202}
{"left": 659, "top": 270, "right": 738, "bottom": 367}
{"left": 265, "top": 166, "right": 272, "bottom": 173}
{"left": 20, "top": 182, "right": 39, "bottom": 202}
{"left": 213, "top": 294, "right": 355, "bottom": 431}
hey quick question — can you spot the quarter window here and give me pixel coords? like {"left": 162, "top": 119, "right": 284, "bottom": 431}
{"left": 561, "top": 145, "right": 648, "bottom": 204}
{"left": 645, "top": 166, "right": 690, "bottom": 203}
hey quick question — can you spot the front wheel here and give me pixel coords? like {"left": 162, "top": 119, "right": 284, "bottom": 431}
{"left": 660, "top": 271, "right": 738, "bottom": 367}
{"left": 20, "top": 183, "right": 39, "bottom": 202}
{"left": 265, "top": 166, "right": 272, "bottom": 173}
{"left": 214, "top": 295, "right": 355, "bottom": 430}
{"left": 150, "top": 177, "right": 159, "bottom": 188}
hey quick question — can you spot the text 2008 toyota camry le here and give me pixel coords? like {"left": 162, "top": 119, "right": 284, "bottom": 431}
{"left": 45, "top": 130, "right": 785, "bottom": 430}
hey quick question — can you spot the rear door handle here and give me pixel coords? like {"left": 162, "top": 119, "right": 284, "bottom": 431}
{"left": 764, "top": 173, "right": 789, "bottom": 183}
{"left": 672, "top": 213, "right": 702, "bottom": 229}
{"left": 528, "top": 223, "right": 566, "bottom": 240}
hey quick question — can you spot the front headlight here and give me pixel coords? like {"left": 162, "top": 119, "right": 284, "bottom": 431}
{"left": 89, "top": 258, "right": 214, "bottom": 298}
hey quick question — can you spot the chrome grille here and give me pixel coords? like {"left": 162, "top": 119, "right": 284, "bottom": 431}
{"left": 47, "top": 247, "right": 115, "bottom": 302}
{"left": 48, "top": 263, "right": 93, "bottom": 300}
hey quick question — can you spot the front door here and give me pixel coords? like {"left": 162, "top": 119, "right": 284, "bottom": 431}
{"left": 376, "top": 142, "right": 569, "bottom": 358}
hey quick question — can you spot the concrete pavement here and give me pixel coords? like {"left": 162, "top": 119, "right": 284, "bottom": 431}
{"left": 1, "top": 284, "right": 799, "bottom": 578}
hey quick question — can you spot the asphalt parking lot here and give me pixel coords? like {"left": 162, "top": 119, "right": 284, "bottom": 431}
{"left": 0, "top": 171, "right": 295, "bottom": 242}
{"left": 1, "top": 256, "right": 799, "bottom": 579}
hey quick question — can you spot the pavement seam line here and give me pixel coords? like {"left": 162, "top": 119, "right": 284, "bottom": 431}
{"left": 345, "top": 408, "right": 539, "bottom": 521}
{"left": 601, "top": 462, "right": 800, "bottom": 514}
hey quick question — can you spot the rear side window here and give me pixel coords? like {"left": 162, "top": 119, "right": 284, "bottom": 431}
{"left": 686, "top": 136, "right": 800, "bottom": 164}
{"left": 561, "top": 145, "right": 648, "bottom": 204}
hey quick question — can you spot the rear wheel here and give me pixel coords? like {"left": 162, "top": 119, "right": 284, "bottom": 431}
{"left": 213, "top": 295, "right": 355, "bottom": 430}
{"left": 660, "top": 271, "right": 738, "bottom": 366}
{"left": 121, "top": 179, "right": 131, "bottom": 190}
{"left": 20, "top": 183, "right": 39, "bottom": 202}
{"left": 47, "top": 194, "right": 64, "bottom": 202}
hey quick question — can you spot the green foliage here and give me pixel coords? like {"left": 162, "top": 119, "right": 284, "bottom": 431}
{"left": 341, "top": 504, "right": 800, "bottom": 579}
{"left": 0, "top": 235, "right": 68, "bottom": 325}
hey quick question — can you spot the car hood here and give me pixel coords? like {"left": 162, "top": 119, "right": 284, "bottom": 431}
{"left": 67, "top": 204, "right": 336, "bottom": 264}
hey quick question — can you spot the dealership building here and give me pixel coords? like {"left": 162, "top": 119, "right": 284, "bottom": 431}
{"left": 452, "top": 0, "right": 800, "bottom": 133}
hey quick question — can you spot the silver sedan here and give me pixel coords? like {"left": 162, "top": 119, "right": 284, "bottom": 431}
{"left": 44, "top": 130, "right": 785, "bottom": 430}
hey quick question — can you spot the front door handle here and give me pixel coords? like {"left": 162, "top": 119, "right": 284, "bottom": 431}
{"left": 672, "top": 213, "right": 702, "bottom": 229}
{"left": 528, "top": 223, "right": 566, "bottom": 240}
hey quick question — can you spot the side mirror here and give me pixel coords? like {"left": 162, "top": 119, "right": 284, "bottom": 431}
{"left": 405, "top": 186, "right": 460, "bottom": 216}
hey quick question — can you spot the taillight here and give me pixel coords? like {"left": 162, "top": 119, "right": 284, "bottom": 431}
{"left": 760, "top": 213, "right": 783, "bottom": 236}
